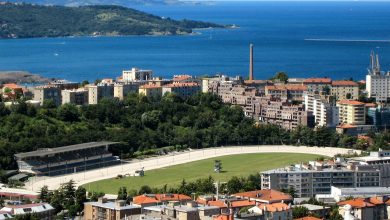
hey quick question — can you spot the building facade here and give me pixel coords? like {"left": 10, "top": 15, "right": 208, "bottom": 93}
{"left": 122, "top": 68, "right": 153, "bottom": 82}
{"left": 331, "top": 80, "right": 359, "bottom": 101}
{"left": 162, "top": 82, "right": 201, "bottom": 99}
{"left": 61, "top": 88, "right": 88, "bottom": 105}
{"left": 304, "top": 93, "right": 339, "bottom": 127}
{"left": 87, "top": 83, "right": 114, "bottom": 105}
{"left": 33, "top": 86, "right": 62, "bottom": 106}
{"left": 84, "top": 199, "right": 141, "bottom": 220}
{"left": 366, "top": 51, "right": 390, "bottom": 102}
{"left": 337, "top": 100, "right": 366, "bottom": 125}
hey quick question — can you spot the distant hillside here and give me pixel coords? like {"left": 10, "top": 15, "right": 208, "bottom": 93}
{"left": 5, "top": 0, "right": 187, "bottom": 7}
{"left": 0, "top": 3, "right": 226, "bottom": 39}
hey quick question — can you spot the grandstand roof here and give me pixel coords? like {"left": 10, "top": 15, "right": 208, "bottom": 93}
{"left": 14, "top": 141, "right": 118, "bottom": 159}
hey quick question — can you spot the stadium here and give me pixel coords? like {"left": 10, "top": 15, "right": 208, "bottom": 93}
{"left": 14, "top": 142, "right": 120, "bottom": 176}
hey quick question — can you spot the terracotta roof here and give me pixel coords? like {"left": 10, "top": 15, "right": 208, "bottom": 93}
{"left": 337, "top": 124, "right": 357, "bottom": 129}
{"left": 233, "top": 189, "right": 292, "bottom": 203}
{"left": 266, "top": 85, "right": 307, "bottom": 91}
{"left": 294, "top": 217, "right": 322, "bottom": 220}
{"left": 337, "top": 100, "right": 365, "bottom": 106}
{"left": 303, "top": 78, "right": 332, "bottom": 84}
{"left": 244, "top": 80, "right": 270, "bottom": 84}
{"left": 5, "top": 203, "right": 45, "bottom": 209}
{"left": 230, "top": 200, "right": 256, "bottom": 208}
{"left": 338, "top": 198, "right": 375, "bottom": 208}
{"left": 257, "top": 203, "right": 290, "bottom": 212}
{"left": 207, "top": 200, "right": 227, "bottom": 208}
{"left": 2, "top": 83, "right": 22, "bottom": 89}
{"left": 331, "top": 80, "right": 358, "bottom": 86}
{"left": 133, "top": 194, "right": 191, "bottom": 205}
{"left": 358, "top": 80, "right": 366, "bottom": 84}
{"left": 163, "top": 82, "right": 199, "bottom": 88}
{"left": 173, "top": 75, "right": 192, "bottom": 81}
{"left": 369, "top": 197, "right": 384, "bottom": 205}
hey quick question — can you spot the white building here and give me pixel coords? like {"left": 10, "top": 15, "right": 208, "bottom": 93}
{"left": 366, "top": 51, "right": 390, "bottom": 102}
{"left": 87, "top": 83, "right": 114, "bottom": 105}
{"left": 122, "top": 68, "right": 153, "bottom": 82}
{"left": 304, "top": 93, "right": 339, "bottom": 127}
{"left": 316, "top": 186, "right": 390, "bottom": 203}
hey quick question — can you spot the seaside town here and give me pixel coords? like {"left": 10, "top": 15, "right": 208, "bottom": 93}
{"left": 0, "top": 43, "right": 390, "bottom": 220}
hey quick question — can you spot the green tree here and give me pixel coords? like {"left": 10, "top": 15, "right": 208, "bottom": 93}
{"left": 39, "top": 185, "right": 50, "bottom": 202}
{"left": 57, "top": 103, "right": 79, "bottom": 122}
{"left": 139, "top": 185, "right": 152, "bottom": 194}
{"left": 117, "top": 186, "right": 128, "bottom": 200}
{"left": 270, "top": 72, "right": 289, "bottom": 83}
{"left": 292, "top": 206, "right": 309, "bottom": 219}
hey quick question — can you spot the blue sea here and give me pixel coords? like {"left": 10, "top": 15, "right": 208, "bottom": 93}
{"left": 1, "top": 1, "right": 390, "bottom": 82}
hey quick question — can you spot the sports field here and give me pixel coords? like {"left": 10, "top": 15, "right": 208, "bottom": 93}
{"left": 84, "top": 153, "right": 322, "bottom": 194}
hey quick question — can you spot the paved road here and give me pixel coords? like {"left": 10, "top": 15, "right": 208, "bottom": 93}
{"left": 24, "top": 145, "right": 360, "bottom": 192}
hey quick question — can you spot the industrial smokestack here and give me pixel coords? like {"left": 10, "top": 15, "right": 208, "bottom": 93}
{"left": 249, "top": 43, "right": 254, "bottom": 81}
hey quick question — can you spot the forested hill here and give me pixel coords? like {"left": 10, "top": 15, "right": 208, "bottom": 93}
{"left": 0, "top": 3, "right": 226, "bottom": 39}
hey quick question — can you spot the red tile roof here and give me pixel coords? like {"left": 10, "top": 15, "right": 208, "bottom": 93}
{"left": 303, "top": 78, "right": 332, "bottom": 84}
{"left": 233, "top": 189, "right": 292, "bottom": 203}
{"left": 133, "top": 194, "right": 191, "bottom": 205}
{"left": 139, "top": 84, "right": 162, "bottom": 89}
{"left": 337, "top": 100, "right": 365, "bottom": 106}
{"left": 257, "top": 203, "right": 290, "bottom": 212}
{"left": 337, "top": 124, "right": 357, "bottom": 129}
{"left": 369, "top": 197, "right": 384, "bottom": 205}
{"left": 338, "top": 198, "right": 376, "bottom": 208}
{"left": 331, "top": 80, "right": 358, "bottom": 86}
{"left": 230, "top": 200, "right": 256, "bottom": 208}
{"left": 2, "top": 83, "right": 22, "bottom": 89}
{"left": 207, "top": 200, "right": 227, "bottom": 208}
{"left": 173, "top": 75, "right": 192, "bottom": 81}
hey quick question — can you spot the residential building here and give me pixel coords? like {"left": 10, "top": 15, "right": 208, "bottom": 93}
{"left": 338, "top": 197, "right": 386, "bottom": 220}
{"left": 87, "top": 83, "right": 114, "bottom": 105}
{"left": 337, "top": 100, "right": 366, "bottom": 125}
{"left": 248, "top": 203, "right": 292, "bottom": 220}
{"left": 1, "top": 83, "right": 24, "bottom": 100}
{"left": 367, "top": 106, "right": 390, "bottom": 129}
{"left": 350, "top": 149, "right": 390, "bottom": 187}
{"left": 48, "top": 79, "right": 79, "bottom": 90}
{"left": 244, "top": 80, "right": 273, "bottom": 96}
{"left": 114, "top": 82, "right": 140, "bottom": 100}
{"left": 366, "top": 51, "right": 390, "bottom": 102}
{"left": 233, "top": 189, "right": 293, "bottom": 204}
{"left": 336, "top": 124, "right": 375, "bottom": 136}
{"left": 122, "top": 68, "right": 153, "bottom": 82}
{"left": 261, "top": 159, "right": 381, "bottom": 198}
{"left": 61, "top": 88, "right": 88, "bottom": 105}
{"left": 304, "top": 92, "right": 339, "bottom": 127}
{"left": 139, "top": 84, "right": 162, "bottom": 98}
{"left": 162, "top": 82, "right": 201, "bottom": 99}
{"left": 84, "top": 199, "right": 141, "bottom": 220}
{"left": 246, "top": 97, "right": 314, "bottom": 130}
{"left": 133, "top": 194, "right": 192, "bottom": 207}
{"left": 0, "top": 203, "right": 55, "bottom": 220}
{"left": 331, "top": 80, "right": 359, "bottom": 100}
{"left": 316, "top": 186, "right": 390, "bottom": 203}
{"left": 33, "top": 86, "right": 61, "bottom": 106}
{"left": 291, "top": 204, "right": 330, "bottom": 218}
{"left": 303, "top": 78, "right": 332, "bottom": 93}
{"left": 265, "top": 84, "right": 308, "bottom": 101}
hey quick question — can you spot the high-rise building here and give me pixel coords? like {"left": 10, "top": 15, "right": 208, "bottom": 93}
{"left": 87, "top": 83, "right": 114, "bottom": 105}
{"left": 304, "top": 93, "right": 339, "bottom": 127}
{"left": 122, "top": 68, "right": 153, "bottom": 82}
{"left": 337, "top": 100, "right": 366, "bottom": 125}
{"left": 366, "top": 51, "right": 390, "bottom": 102}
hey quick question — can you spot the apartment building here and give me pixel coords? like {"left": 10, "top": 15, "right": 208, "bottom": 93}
{"left": 162, "top": 82, "right": 201, "bottom": 99}
{"left": 0, "top": 203, "right": 55, "bottom": 220}
{"left": 246, "top": 97, "right": 314, "bottom": 130}
{"left": 303, "top": 78, "right": 332, "bottom": 93}
{"left": 331, "top": 80, "right": 359, "bottom": 100}
{"left": 366, "top": 51, "right": 390, "bottom": 102}
{"left": 84, "top": 199, "right": 141, "bottom": 220}
{"left": 265, "top": 84, "right": 308, "bottom": 101}
{"left": 338, "top": 197, "right": 387, "bottom": 220}
{"left": 337, "top": 100, "right": 366, "bottom": 125}
{"left": 139, "top": 84, "right": 163, "bottom": 98}
{"left": 248, "top": 203, "right": 292, "bottom": 220}
{"left": 261, "top": 159, "right": 380, "bottom": 198}
{"left": 122, "top": 68, "right": 153, "bottom": 82}
{"left": 33, "top": 86, "right": 62, "bottom": 106}
{"left": 61, "top": 88, "right": 88, "bottom": 105}
{"left": 304, "top": 93, "right": 339, "bottom": 127}
{"left": 113, "top": 82, "right": 140, "bottom": 100}
{"left": 87, "top": 83, "right": 114, "bottom": 104}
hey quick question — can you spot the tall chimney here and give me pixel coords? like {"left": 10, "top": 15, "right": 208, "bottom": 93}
{"left": 249, "top": 43, "right": 254, "bottom": 81}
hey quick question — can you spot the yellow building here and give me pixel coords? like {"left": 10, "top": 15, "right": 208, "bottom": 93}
{"left": 139, "top": 84, "right": 162, "bottom": 98}
{"left": 84, "top": 199, "right": 141, "bottom": 220}
{"left": 337, "top": 100, "right": 366, "bottom": 125}
{"left": 331, "top": 80, "right": 359, "bottom": 100}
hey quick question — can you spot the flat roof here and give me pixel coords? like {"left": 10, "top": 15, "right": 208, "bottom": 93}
{"left": 84, "top": 202, "right": 140, "bottom": 211}
{"left": 15, "top": 141, "right": 118, "bottom": 159}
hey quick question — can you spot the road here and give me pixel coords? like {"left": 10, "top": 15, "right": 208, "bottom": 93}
{"left": 24, "top": 145, "right": 359, "bottom": 192}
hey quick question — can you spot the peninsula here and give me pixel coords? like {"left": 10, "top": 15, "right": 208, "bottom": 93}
{"left": 0, "top": 3, "right": 226, "bottom": 39}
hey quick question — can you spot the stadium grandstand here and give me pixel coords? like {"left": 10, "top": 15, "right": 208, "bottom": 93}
{"left": 14, "top": 142, "right": 120, "bottom": 176}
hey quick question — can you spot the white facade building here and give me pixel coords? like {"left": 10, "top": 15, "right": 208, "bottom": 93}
{"left": 122, "top": 68, "right": 153, "bottom": 82}
{"left": 366, "top": 51, "right": 390, "bottom": 102}
{"left": 304, "top": 93, "right": 339, "bottom": 127}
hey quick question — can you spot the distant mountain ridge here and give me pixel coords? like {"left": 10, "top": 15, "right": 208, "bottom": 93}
{"left": 4, "top": 0, "right": 201, "bottom": 7}
{"left": 0, "top": 3, "right": 226, "bottom": 39}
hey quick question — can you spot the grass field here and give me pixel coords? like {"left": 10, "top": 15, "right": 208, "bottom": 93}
{"left": 84, "top": 153, "right": 322, "bottom": 194}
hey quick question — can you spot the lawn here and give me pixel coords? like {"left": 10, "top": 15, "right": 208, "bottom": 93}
{"left": 84, "top": 153, "right": 322, "bottom": 194}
